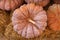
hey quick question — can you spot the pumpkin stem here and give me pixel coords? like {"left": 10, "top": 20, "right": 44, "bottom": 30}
{"left": 28, "top": 19, "right": 36, "bottom": 24}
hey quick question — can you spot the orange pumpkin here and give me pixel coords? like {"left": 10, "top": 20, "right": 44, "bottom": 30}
{"left": 47, "top": 4, "right": 60, "bottom": 31}
{"left": 12, "top": 3, "right": 47, "bottom": 38}
{"left": 53, "top": 0, "right": 60, "bottom": 4}
{"left": 25, "top": 0, "right": 50, "bottom": 7}
{"left": 0, "top": 0, "right": 23, "bottom": 10}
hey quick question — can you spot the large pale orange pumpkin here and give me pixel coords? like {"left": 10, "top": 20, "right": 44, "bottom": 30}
{"left": 25, "top": 0, "right": 50, "bottom": 7}
{"left": 47, "top": 4, "right": 60, "bottom": 31}
{"left": 0, "top": 0, "right": 23, "bottom": 10}
{"left": 12, "top": 3, "right": 47, "bottom": 38}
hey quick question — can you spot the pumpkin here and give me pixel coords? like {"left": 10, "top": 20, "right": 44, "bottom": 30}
{"left": 47, "top": 4, "right": 60, "bottom": 31}
{"left": 12, "top": 3, "right": 47, "bottom": 38}
{"left": 0, "top": 0, "right": 23, "bottom": 10}
{"left": 53, "top": 0, "right": 60, "bottom": 4}
{"left": 25, "top": 0, "right": 50, "bottom": 7}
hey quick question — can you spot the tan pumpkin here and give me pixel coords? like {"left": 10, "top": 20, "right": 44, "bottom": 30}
{"left": 0, "top": 0, "right": 23, "bottom": 10}
{"left": 47, "top": 4, "right": 60, "bottom": 31}
{"left": 25, "top": 0, "right": 50, "bottom": 7}
{"left": 53, "top": 0, "right": 60, "bottom": 4}
{"left": 12, "top": 3, "right": 47, "bottom": 38}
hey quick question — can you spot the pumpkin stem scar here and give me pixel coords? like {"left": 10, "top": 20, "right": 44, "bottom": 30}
{"left": 28, "top": 19, "right": 36, "bottom": 24}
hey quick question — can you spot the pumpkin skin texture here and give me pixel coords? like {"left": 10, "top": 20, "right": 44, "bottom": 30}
{"left": 12, "top": 3, "right": 47, "bottom": 38}
{"left": 53, "top": 0, "right": 60, "bottom": 4}
{"left": 25, "top": 0, "right": 50, "bottom": 7}
{"left": 0, "top": 0, "right": 23, "bottom": 10}
{"left": 47, "top": 4, "right": 60, "bottom": 31}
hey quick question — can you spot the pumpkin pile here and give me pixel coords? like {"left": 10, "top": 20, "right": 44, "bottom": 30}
{"left": 0, "top": 0, "right": 60, "bottom": 40}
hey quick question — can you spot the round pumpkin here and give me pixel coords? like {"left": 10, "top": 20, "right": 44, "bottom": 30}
{"left": 53, "top": 0, "right": 60, "bottom": 4}
{"left": 47, "top": 4, "right": 60, "bottom": 31}
{"left": 12, "top": 3, "right": 47, "bottom": 38}
{"left": 0, "top": 0, "right": 23, "bottom": 10}
{"left": 25, "top": 0, "right": 50, "bottom": 7}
